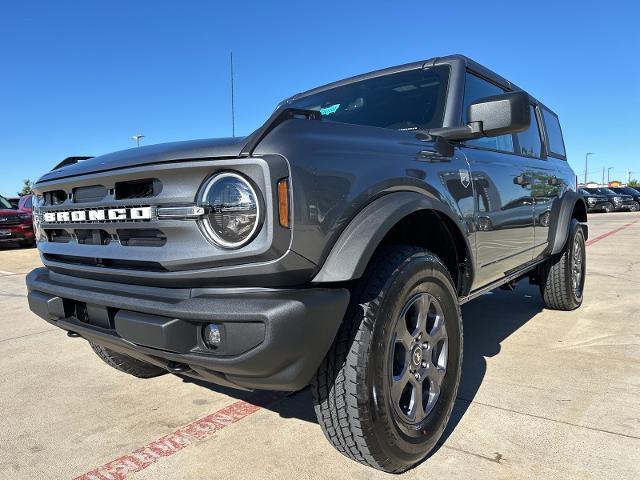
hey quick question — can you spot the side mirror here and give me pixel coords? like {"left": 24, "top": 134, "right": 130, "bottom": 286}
{"left": 429, "top": 91, "right": 531, "bottom": 142}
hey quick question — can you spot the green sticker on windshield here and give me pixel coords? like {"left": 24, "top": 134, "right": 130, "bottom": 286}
{"left": 320, "top": 103, "right": 340, "bottom": 116}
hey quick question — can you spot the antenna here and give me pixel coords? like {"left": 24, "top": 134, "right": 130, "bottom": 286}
{"left": 230, "top": 52, "right": 236, "bottom": 137}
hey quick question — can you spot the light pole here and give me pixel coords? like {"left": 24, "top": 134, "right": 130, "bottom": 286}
{"left": 584, "top": 152, "right": 594, "bottom": 185}
{"left": 132, "top": 134, "right": 144, "bottom": 147}
{"left": 607, "top": 167, "right": 614, "bottom": 186}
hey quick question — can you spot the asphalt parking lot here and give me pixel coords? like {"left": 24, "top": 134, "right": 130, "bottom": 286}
{"left": 1, "top": 212, "right": 639, "bottom": 480}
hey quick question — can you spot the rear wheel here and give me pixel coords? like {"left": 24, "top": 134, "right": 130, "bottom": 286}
{"left": 312, "top": 246, "right": 462, "bottom": 473}
{"left": 603, "top": 203, "right": 613, "bottom": 213}
{"left": 538, "top": 221, "right": 586, "bottom": 310}
{"left": 90, "top": 342, "right": 167, "bottom": 378}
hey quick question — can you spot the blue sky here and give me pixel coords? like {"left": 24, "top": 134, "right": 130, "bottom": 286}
{"left": 1, "top": 0, "right": 638, "bottom": 196}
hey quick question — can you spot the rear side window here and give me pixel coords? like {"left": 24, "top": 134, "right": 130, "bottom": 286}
{"left": 462, "top": 73, "right": 515, "bottom": 153}
{"left": 515, "top": 105, "right": 542, "bottom": 158}
{"left": 542, "top": 108, "right": 566, "bottom": 158}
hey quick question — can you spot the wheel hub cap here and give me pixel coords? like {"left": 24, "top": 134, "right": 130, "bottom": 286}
{"left": 389, "top": 292, "right": 449, "bottom": 424}
{"left": 411, "top": 346, "right": 423, "bottom": 367}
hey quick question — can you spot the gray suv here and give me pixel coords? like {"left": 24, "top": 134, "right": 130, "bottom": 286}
{"left": 26, "top": 54, "right": 587, "bottom": 473}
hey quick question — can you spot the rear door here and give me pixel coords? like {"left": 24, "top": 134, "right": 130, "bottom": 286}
{"left": 515, "top": 104, "right": 560, "bottom": 260}
{"left": 461, "top": 72, "right": 535, "bottom": 287}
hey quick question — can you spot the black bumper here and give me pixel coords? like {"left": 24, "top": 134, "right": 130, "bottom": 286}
{"left": 26, "top": 267, "right": 349, "bottom": 391}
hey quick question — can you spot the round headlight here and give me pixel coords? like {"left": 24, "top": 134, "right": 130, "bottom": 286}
{"left": 199, "top": 172, "right": 262, "bottom": 248}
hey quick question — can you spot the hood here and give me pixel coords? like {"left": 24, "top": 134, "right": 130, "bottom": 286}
{"left": 36, "top": 136, "right": 248, "bottom": 184}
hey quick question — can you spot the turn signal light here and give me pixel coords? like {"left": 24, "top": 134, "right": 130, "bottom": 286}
{"left": 278, "top": 178, "right": 290, "bottom": 228}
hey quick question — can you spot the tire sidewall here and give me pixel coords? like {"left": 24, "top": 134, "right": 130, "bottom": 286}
{"left": 365, "top": 253, "right": 462, "bottom": 465}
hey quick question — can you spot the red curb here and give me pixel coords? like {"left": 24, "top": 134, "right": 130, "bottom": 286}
{"left": 74, "top": 391, "right": 286, "bottom": 480}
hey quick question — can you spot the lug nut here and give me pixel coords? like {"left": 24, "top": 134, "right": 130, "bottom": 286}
{"left": 422, "top": 342, "right": 429, "bottom": 349}
{"left": 421, "top": 361, "right": 427, "bottom": 368}
{"left": 414, "top": 372, "right": 421, "bottom": 381}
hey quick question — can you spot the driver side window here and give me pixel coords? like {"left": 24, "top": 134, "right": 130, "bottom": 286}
{"left": 462, "top": 72, "right": 515, "bottom": 153}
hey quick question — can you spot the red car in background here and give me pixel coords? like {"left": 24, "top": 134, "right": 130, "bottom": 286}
{"left": 0, "top": 194, "right": 34, "bottom": 247}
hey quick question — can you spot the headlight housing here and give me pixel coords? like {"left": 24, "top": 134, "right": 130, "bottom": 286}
{"left": 199, "top": 172, "right": 262, "bottom": 248}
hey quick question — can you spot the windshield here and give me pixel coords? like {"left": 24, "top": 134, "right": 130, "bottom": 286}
{"left": 0, "top": 195, "right": 13, "bottom": 209}
{"left": 599, "top": 188, "right": 616, "bottom": 195}
{"left": 286, "top": 66, "right": 450, "bottom": 132}
{"left": 579, "top": 189, "right": 590, "bottom": 195}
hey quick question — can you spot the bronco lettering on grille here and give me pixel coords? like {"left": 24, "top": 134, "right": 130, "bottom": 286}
{"left": 42, "top": 206, "right": 152, "bottom": 223}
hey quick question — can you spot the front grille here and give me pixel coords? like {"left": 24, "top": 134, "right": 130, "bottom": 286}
{"left": 0, "top": 216, "right": 20, "bottom": 226}
{"left": 33, "top": 157, "right": 279, "bottom": 278}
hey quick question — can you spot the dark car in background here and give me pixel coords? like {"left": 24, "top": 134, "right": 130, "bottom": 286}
{"left": 584, "top": 187, "right": 639, "bottom": 212}
{"left": 6, "top": 197, "right": 20, "bottom": 209}
{"left": 611, "top": 186, "right": 640, "bottom": 205}
{"left": 579, "top": 188, "right": 612, "bottom": 213}
{"left": 0, "top": 194, "right": 35, "bottom": 247}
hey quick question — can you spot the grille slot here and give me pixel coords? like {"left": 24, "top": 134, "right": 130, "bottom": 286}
{"left": 73, "top": 185, "right": 108, "bottom": 203}
{"left": 44, "top": 253, "right": 167, "bottom": 271}
{"left": 44, "top": 190, "right": 67, "bottom": 205}
{"left": 117, "top": 229, "right": 166, "bottom": 247}
{"left": 115, "top": 179, "right": 159, "bottom": 200}
{"left": 46, "top": 229, "right": 72, "bottom": 243}
{"left": 75, "top": 229, "right": 111, "bottom": 245}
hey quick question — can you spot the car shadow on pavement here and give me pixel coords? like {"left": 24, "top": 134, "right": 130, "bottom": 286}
{"left": 434, "top": 280, "right": 544, "bottom": 451}
{"left": 181, "top": 280, "right": 545, "bottom": 436}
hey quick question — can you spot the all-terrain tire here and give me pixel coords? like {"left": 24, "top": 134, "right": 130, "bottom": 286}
{"left": 538, "top": 220, "right": 586, "bottom": 311}
{"left": 312, "top": 245, "right": 463, "bottom": 473}
{"left": 90, "top": 342, "right": 167, "bottom": 378}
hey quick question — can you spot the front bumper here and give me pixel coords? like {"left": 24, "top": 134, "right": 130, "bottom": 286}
{"left": 586, "top": 201, "right": 609, "bottom": 212}
{"left": 26, "top": 267, "right": 349, "bottom": 391}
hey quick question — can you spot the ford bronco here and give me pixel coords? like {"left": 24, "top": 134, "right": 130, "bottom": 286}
{"left": 26, "top": 55, "right": 587, "bottom": 473}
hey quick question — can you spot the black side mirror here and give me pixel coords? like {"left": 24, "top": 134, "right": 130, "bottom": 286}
{"left": 429, "top": 91, "right": 531, "bottom": 142}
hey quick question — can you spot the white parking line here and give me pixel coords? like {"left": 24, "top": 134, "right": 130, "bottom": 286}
{"left": 0, "top": 270, "right": 16, "bottom": 275}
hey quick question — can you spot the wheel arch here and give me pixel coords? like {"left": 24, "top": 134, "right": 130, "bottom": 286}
{"left": 311, "top": 191, "right": 474, "bottom": 296}
{"left": 548, "top": 191, "right": 589, "bottom": 255}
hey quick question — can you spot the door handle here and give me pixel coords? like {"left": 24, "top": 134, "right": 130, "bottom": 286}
{"left": 513, "top": 175, "right": 531, "bottom": 186}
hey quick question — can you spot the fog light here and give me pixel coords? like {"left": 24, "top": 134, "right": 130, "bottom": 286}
{"left": 203, "top": 324, "right": 221, "bottom": 348}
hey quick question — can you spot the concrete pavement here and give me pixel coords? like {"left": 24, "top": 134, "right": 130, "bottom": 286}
{"left": 1, "top": 212, "right": 639, "bottom": 479}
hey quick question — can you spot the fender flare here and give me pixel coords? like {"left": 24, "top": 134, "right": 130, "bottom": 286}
{"left": 311, "top": 191, "right": 472, "bottom": 284}
{"left": 548, "top": 191, "right": 588, "bottom": 255}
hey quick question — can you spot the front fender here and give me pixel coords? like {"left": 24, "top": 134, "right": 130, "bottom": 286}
{"left": 311, "top": 191, "right": 471, "bottom": 283}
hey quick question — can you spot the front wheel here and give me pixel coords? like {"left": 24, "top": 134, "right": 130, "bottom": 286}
{"left": 603, "top": 203, "right": 613, "bottom": 213}
{"left": 538, "top": 220, "right": 586, "bottom": 310}
{"left": 312, "top": 246, "right": 462, "bottom": 473}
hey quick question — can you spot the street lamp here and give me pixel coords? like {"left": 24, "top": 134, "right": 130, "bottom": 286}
{"left": 607, "top": 167, "right": 614, "bottom": 185}
{"left": 132, "top": 134, "right": 145, "bottom": 147}
{"left": 584, "top": 152, "right": 594, "bottom": 185}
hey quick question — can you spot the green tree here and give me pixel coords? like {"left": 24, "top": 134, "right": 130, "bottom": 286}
{"left": 17, "top": 179, "right": 32, "bottom": 196}
{"left": 629, "top": 179, "right": 639, "bottom": 188}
